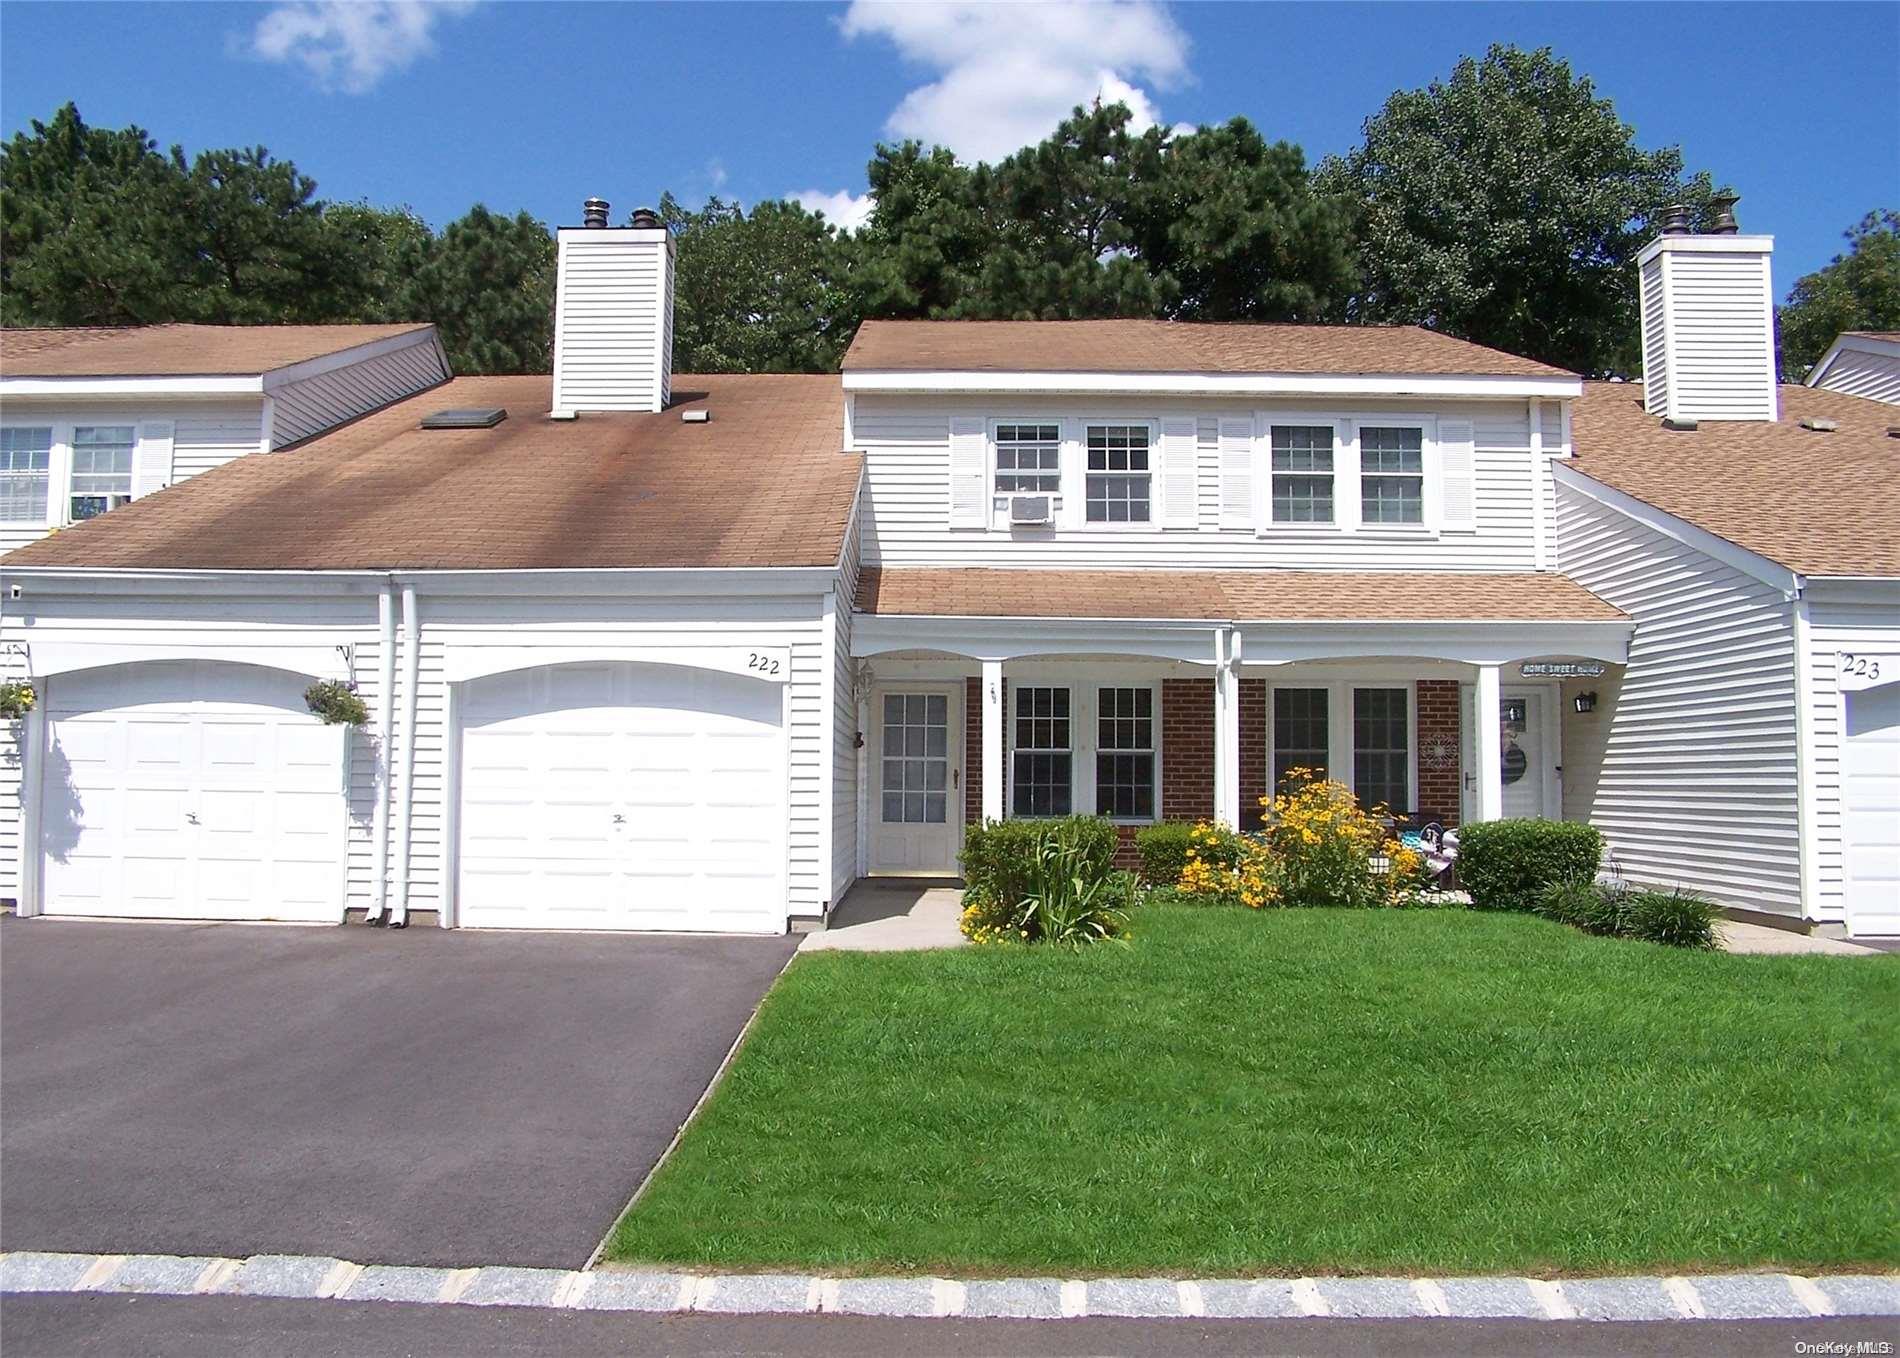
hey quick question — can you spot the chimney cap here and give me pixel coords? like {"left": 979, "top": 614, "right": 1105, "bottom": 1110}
{"left": 582, "top": 197, "right": 610, "bottom": 228}
{"left": 1657, "top": 203, "right": 1695, "bottom": 237}
{"left": 1709, "top": 192, "right": 1741, "bottom": 235}
{"left": 628, "top": 205, "right": 663, "bottom": 230}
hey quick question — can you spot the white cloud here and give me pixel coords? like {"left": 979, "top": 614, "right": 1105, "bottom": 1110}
{"left": 839, "top": 0, "right": 1190, "bottom": 164}
{"left": 790, "top": 188, "right": 876, "bottom": 232}
{"left": 249, "top": 1, "right": 479, "bottom": 94}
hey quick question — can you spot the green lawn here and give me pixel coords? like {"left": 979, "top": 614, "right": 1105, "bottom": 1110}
{"left": 610, "top": 907, "right": 1899, "bottom": 1277}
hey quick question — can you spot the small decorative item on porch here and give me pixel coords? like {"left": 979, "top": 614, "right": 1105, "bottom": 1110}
{"left": 304, "top": 678, "right": 368, "bottom": 726}
{"left": 0, "top": 679, "right": 36, "bottom": 720}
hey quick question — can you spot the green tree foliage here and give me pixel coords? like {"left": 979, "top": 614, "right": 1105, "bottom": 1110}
{"left": 1778, "top": 211, "right": 1900, "bottom": 379}
{"left": 388, "top": 205, "right": 555, "bottom": 374}
{"left": 662, "top": 193, "right": 856, "bottom": 373}
{"left": 1319, "top": 45, "right": 1723, "bottom": 375}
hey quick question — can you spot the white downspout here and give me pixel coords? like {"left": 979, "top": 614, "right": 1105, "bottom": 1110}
{"left": 368, "top": 581, "right": 397, "bottom": 924}
{"left": 390, "top": 582, "right": 420, "bottom": 928}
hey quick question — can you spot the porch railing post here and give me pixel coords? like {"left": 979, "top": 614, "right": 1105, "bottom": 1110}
{"left": 981, "top": 658, "right": 1003, "bottom": 823}
{"left": 1214, "top": 628, "right": 1239, "bottom": 827}
{"left": 1475, "top": 662, "right": 1503, "bottom": 822}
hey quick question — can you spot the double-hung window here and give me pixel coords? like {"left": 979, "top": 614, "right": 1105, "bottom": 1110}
{"left": 1085, "top": 423, "right": 1150, "bottom": 523}
{"left": 0, "top": 427, "right": 54, "bottom": 523}
{"left": 1272, "top": 687, "right": 1330, "bottom": 792}
{"left": 1270, "top": 424, "right": 1335, "bottom": 524}
{"left": 1352, "top": 687, "right": 1410, "bottom": 813}
{"left": 1359, "top": 426, "right": 1425, "bottom": 525}
{"left": 1011, "top": 686, "right": 1073, "bottom": 816}
{"left": 1095, "top": 686, "right": 1155, "bottom": 819}
{"left": 70, "top": 425, "right": 136, "bottom": 521}
{"left": 994, "top": 423, "right": 1061, "bottom": 494}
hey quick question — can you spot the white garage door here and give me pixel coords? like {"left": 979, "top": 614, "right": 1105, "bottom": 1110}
{"left": 40, "top": 662, "right": 346, "bottom": 922}
{"left": 1843, "top": 681, "right": 1900, "bottom": 937}
{"left": 456, "top": 662, "right": 786, "bottom": 933}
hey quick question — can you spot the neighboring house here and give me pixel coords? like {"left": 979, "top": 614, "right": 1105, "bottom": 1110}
{"left": 0, "top": 323, "right": 451, "bottom": 552}
{"left": 0, "top": 204, "right": 1893, "bottom": 938}
{"left": 1804, "top": 331, "right": 1900, "bottom": 405}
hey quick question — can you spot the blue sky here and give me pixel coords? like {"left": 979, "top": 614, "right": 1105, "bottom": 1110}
{"left": 3, "top": 2, "right": 1894, "bottom": 295}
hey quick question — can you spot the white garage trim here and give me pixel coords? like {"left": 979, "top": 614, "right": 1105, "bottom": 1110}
{"left": 442, "top": 644, "right": 791, "bottom": 686}
{"left": 20, "top": 641, "right": 349, "bottom": 682}
{"left": 443, "top": 658, "right": 792, "bottom": 933}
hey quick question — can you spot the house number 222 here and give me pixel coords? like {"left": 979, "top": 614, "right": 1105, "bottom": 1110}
{"left": 748, "top": 652, "right": 782, "bottom": 677}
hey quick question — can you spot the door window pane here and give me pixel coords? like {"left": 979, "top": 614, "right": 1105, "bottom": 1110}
{"left": 1352, "top": 687, "right": 1409, "bottom": 814}
{"left": 1011, "top": 686, "right": 1072, "bottom": 816}
{"left": 881, "top": 691, "right": 950, "bottom": 823}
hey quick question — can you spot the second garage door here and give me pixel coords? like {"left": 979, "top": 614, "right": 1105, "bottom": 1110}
{"left": 1843, "top": 681, "right": 1900, "bottom": 938}
{"left": 456, "top": 662, "right": 787, "bottom": 933}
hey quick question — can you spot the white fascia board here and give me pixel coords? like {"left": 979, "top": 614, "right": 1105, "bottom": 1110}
{"left": 259, "top": 326, "right": 440, "bottom": 390}
{"left": 1636, "top": 233, "right": 1775, "bottom": 267}
{"left": 0, "top": 565, "right": 839, "bottom": 599}
{"left": 841, "top": 370, "right": 1582, "bottom": 400}
{"left": 1806, "top": 332, "right": 1900, "bottom": 386}
{"left": 1800, "top": 575, "right": 1900, "bottom": 606}
{"left": 0, "top": 375, "right": 263, "bottom": 397}
{"left": 1234, "top": 619, "right": 1630, "bottom": 666}
{"left": 554, "top": 226, "right": 669, "bottom": 242}
{"left": 1550, "top": 461, "right": 1799, "bottom": 596}
{"left": 852, "top": 613, "right": 1224, "bottom": 662}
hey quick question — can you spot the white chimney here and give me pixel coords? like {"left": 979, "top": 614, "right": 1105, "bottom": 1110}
{"left": 550, "top": 200, "right": 675, "bottom": 418}
{"left": 1637, "top": 198, "right": 1777, "bottom": 424}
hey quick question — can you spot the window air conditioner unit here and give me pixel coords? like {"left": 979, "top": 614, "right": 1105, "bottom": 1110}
{"left": 1009, "top": 495, "right": 1053, "bottom": 525}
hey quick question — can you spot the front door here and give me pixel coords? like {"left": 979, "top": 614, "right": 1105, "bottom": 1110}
{"left": 1499, "top": 688, "right": 1549, "bottom": 819}
{"left": 870, "top": 687, "right": 960, "bottom": 875}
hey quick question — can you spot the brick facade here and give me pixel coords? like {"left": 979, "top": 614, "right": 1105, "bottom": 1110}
{"left": 963, "top": 676, "right": 986, "bottom": 828}
{"left": 1238, "top": 678, "right": 1268, "bottom": 830}
{"left": 1416, "top": 678, "right": 1462, "bottom": 826}
{"left": 1160, "top": 678, "right": 1216, "bottom": 823}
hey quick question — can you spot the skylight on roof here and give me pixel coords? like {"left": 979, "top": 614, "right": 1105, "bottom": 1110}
{"left": 420, "top": 407, "right": 507, "bottom": 430}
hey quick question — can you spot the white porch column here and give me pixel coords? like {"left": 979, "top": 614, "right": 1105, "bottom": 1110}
{"left": 1214, "top": 628, "right": 1240, "bottom": 827}
{"left": 1474, "top": 662, "right": 1503, "bottom": 822}
{"left": 981, "top": 658, "right": 1004, "bottom": 823}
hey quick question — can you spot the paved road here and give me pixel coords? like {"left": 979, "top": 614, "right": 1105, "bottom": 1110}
{"left": 6, "top": 1294, "right": 1896, "bottom": 1358}
{"left": 0, "top": 917, "right": 796, "bottom": 1268}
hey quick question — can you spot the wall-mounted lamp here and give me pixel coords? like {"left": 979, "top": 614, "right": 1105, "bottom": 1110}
{"left": 1574, "top": 691, "right": 1598, "bottom": 714}
{"left": 854, "top": 731, "right": 864, "bottom": 749}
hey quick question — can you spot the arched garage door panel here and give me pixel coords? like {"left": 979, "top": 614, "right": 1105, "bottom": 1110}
{"left": 41, "top": 661, "right": 345, "bottom": 922}
{"left": 1844, "top": 681, "right": 1900, "bottom": 937}
{"left": 457, "top": 662, "right": 787, "bottom": 933}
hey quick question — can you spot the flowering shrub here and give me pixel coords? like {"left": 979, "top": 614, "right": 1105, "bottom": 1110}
{"left": 958, "top": 816, "right": 1131, "bottom": 946}
{"left": 1261, "top": 768, "right": 1428, "bottom": 907}
{"left": 0, "top": 680, "right": 37, "bottom": 720}
{"left": 1176, "top": 821, "right": 1282, "bottom": 909}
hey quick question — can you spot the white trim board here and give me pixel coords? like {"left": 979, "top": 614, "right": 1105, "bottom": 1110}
{"left": 842, "top": 371, "right": 1582, "bottom": 400}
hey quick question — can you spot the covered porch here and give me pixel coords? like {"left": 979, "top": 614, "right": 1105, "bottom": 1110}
{"left": 849, "top": 569, "right": 1631, "bottom": 878}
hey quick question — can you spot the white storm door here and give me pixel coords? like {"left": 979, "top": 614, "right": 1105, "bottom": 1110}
{"left": 1499, "top": 689, "right": 1548, "bottom": 820}
{"left": 1842, "top": 682, "right": 1900, "bottom": 937}
{"left": 40, "top": 661, "right": 345, "bottom": 922}
{"left": 870, "top": 688, "right": 960, "bottom": 875}
{"left": 456, "top": 662, "right": 787, "bottom": 933}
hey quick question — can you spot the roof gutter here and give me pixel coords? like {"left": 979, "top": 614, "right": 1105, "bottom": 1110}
{"left": 840, "top": 370, "right": 1582, "bottom": 400}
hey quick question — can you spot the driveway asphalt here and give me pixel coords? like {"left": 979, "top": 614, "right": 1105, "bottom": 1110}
{"left": 0, "top": 916, "right": 797, "bottom": 1269}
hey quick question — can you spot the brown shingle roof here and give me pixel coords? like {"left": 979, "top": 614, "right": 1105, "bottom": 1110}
{"left": 856, "top": 567, "right": 1625, "bottom": 623}
{"left": 2, "top": 374, "right": 860, "bottom": 571}
{"left": 2, "top": 323, "right": 434, "bottom": 378}
{"left": 1570, "top": 382, "right": 1900, "bottom": 578}
{"left": 842, "top": 319, "right": 1574, "bottom": 379}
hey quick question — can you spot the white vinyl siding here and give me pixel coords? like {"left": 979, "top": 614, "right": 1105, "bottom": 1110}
{"left": 551, "top": 229, "right": 674, "bottom": 414}
{"left": 831, "top": 489, "right": 863, "bottom": 903}
{"left": 269, "top": 335, "right": 448, "bottom": 448}
{"left": 1801, "top": 594, "right": 1900, "bottom": 925}
{"left": 1808, "top": 344, "right": 1900, "bottom": 405}
{"left": 1556, "top": 480, "right": 1802, "bottom": 916}
{"left": 1639, "top": 253, "right": 1669, "bottom": 415}
{"left": 856, "top": 394, "right": 1547, "bottom": 569}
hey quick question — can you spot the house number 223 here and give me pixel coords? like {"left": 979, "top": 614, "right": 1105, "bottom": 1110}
{"left": 1841, "top": 653, "right": 1881, "bottom": 681}
{"left": 748, "top": 652, "right": 782, "bottom": 677}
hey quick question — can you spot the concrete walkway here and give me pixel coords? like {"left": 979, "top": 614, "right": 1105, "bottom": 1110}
{"left": 1718, "top": 921, "right": 1882, "bottom": 956}
{"left": 800, "top": 880, "right": 967, "bottom": 953}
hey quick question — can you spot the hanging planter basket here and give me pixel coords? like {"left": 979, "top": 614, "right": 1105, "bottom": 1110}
{"left": 0, "top": 680, "right": 36, "bottom": 720}
{"left": 304, "top": 679, "right": 368, "bottom": 727}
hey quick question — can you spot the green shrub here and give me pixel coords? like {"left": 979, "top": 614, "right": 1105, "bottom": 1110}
{"left": 959, "top": 816, "right": 1127, "bottom": 946}
{"left": 1134, "top": 822, "right": 1194, "bottom": 886}
{"left": 1623, "top": 888, "right": 1719, "bottom": 949}
{"left": 1536, "top": 880, "right": 1719, "bottom": 949}
{"left": 1457, "top": 820, "right": 1603, "bottom": 912}
{"left": 961, "top": 816, "right": 1116, "bottom": 911}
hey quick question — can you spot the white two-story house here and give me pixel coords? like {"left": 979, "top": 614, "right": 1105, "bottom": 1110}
{"left": 2, "top": 201, "right": 1894, "bottom": 937}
